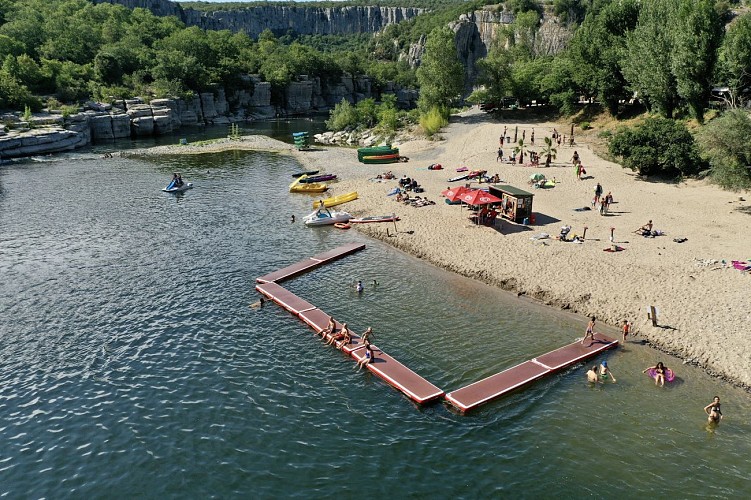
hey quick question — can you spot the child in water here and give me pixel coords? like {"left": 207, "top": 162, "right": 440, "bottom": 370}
{"left": 598, "top": 361, "right": 617, "bottom": 383}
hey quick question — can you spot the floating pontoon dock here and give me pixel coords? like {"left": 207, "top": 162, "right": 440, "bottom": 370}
{"left": 256, "top": 244, "right": 618, "bottom": 412}
{"left": 444, "top": 334, "right": 618, "bottom": 412}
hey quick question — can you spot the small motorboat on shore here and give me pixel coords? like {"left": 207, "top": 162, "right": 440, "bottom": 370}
{"left": 303, "top": 208, "right": 352, "bottom": 226}
{"left": 349, "top": 215, "right": 400, "bottom": 224}
{"left": 163, "top": 181, "right": 193, "bottom": 193}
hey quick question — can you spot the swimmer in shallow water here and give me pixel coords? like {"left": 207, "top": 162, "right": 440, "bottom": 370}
{"left": 355, "top": 280, "right": 364, "bottom": 293}
{"left": 598, "top": 360, "right": 616, "bottom": 383}
{"left": 704, "top": 396, "right": 722, "bottom": 424}
{"left": 642, "top": 362, "right": 668, "bottom": 386}
{"left": 586, "top": 366, "right": 599, "bottom": 384}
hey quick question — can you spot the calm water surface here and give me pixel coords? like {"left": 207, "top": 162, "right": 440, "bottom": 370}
{"left": 1, "top": 146, "right": 750, "bottom": 498}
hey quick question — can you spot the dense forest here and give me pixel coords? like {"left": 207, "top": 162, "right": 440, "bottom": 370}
{"left": 1, "top": 0, "right": 750, "bottom": 189}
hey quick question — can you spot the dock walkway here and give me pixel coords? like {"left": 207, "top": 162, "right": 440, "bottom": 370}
{"left": 444, "top": 334, "right": 618, "bottom": 412}
{"left": 256, "top": 245, "right": 445, "bottom": 405}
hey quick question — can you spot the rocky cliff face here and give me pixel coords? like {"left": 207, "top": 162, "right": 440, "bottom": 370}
{"left": 91, "top": 0, "right": 422, "bottom": 38}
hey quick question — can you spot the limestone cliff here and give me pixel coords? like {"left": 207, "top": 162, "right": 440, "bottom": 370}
{"left": 91, "top": 0, "right": 422, "bottom": 38}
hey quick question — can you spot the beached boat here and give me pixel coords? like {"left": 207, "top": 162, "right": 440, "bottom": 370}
{"left": 291, "top": 170, "right": 319, "bottom": 178}
{"left": 312, "top": 191, "right": 358, "bottom": 209}
{"left": 349, "top": 215, "right": 400, "bottom": 224}
{"left": 162, "top": 181, "right": 193, "bottom": 193}
{"left": 299, "top": 174, "right": 337, "bottom": 183}
{"left": 303, "top": 208, "right": 352, "bottom": 226}
{"left": 290, "top": 176, "right": 327, "bottom": 193}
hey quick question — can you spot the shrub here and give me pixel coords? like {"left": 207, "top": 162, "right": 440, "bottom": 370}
{"left": 326, "top": 99, "right": 359, "bottom": 131}
{"left": 580, "top": 121, "right": 592, "bottom": 130}
{"left": 419, "top": 106, "right": 448, "bottom": 137}
{"left": 697, "top": 109, "right": 751, "bottom": 191}
{"left": 608, "top": 117, "right": 703, "bottom": 177}
{"left": 61, "top": 105, "right": 79, "bottom": 119}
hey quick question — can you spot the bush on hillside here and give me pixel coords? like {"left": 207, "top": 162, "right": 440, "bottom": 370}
{"left": 697, "top": 109, "right": 751, "bottom": 191}
{"left": 608, "top": 117, "right": 703, "bottom": 177}
{"left": 419, "top": 106, "right": 448, "bottom": 137}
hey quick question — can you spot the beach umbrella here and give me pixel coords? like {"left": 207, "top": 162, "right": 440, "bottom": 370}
{"left": 441, "top": 186, "right": 468, "bottom": 202}
{"left": 458, "top": 189, "right": 502, "bottom": 206}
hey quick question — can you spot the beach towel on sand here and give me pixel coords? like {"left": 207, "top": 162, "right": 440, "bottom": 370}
{"left": 456, "top": 166, "right": 468, "bottom": 172}
{"left": 387, "top": 187, "right": 400, "bottom": 196}
{"left": 603, "top": 246, "right": 626, "bottom": 252}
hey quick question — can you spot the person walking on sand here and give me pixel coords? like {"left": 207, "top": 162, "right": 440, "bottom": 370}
{"left": 582, "top": 316, "right": 596, "bottom": 346}
{"left": 594, "top": 182, "right": 603, "bottom": 206}
{"left": 599, "top": 360, "right": 616, "bottom": 383}
{"left": 704, "top": 396, "right": 722, "bottom": 424}
{"left": 530, "top": 128, "right": 535, "bottom": 145}
{"left": 497, "top": 147, "right": 503, "bottom": 162}
{"left": 621, "top": 320, "right": 631, "bottom": 343}
{"left": 499, "top": 135, "right": 504, "bottom": 147}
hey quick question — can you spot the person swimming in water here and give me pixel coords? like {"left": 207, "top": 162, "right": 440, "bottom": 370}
{"left": 643, "top": 362, "right": 668, "bottom": 386}
{"left": 355, "top": 280, "right": 364, "bottom": 293}
{"left": 704, "top": 396, "right": 722, "bottom": 424}
{"left": 598, "top": 360, "right": 616, "bottom": 383}
{"left": 586, "top": 366, "right": 599, "bottom": 384}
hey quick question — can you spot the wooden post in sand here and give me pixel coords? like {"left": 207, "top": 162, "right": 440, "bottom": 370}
{"left": 647, "top": 306, "right": 658, "bottom": 326}
{"left": 582, "top": 226, "right": 588, "bottom": 240}
{"left": 514, "top": 126, "right": 518, "bottom": 143}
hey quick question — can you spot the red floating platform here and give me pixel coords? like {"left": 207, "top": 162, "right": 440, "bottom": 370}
{"left": 445, "top": 334, "right": 618, "bottom": 412}
{"left": 256, "top": 282, "right": 316, "bottom": 316}
{"left": 351, "top": 346, "right": 445, "bottom": 404}
{"left": 256, "top": 243, "right": 366, "bottom": 283}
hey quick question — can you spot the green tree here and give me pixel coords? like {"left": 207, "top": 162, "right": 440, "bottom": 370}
{"left": 671, "top": 0, "right": 723, "bottom": 122}
{"left": 326, "top": 98, "right": 359, "bottom": 131}
{"left": 513, "top": 139, "right": 529, "bottom": 164}
{"left": 697, "top": 109, "right": 751, "bottom": 190}
{"left": 623, "top": 0, "right": 679, "bottom": 118}
{"left": 718, "top": 12, "right": 751, "bottom": 107}
{"left": 608, "top": 117, "right": 703, "bottom": 177}
{"left": 567, "top": 0, "right": 639, "bottom": 114}
{"left": 416, "top": 27, "right": 463, "bottom": 112}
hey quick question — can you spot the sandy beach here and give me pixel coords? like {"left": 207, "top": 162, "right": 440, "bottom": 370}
{"left": 133, "top": 109, "right": 751, "bottom": 388}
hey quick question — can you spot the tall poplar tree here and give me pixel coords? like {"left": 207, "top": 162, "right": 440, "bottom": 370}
{"left": 671, "top": 0, "right": 722, "bottom": 123}
{"left": 416, "top": 27, "right": 464, "bottom": 112}
{"left": 622, "top": 0, "right": 678, "bottom": 117}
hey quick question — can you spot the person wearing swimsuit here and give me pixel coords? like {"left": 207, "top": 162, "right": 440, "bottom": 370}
{"left": 361, "top": 327, "right": 373, "bottom": 345}
{"left": 704, "top": 396, "right": 722, "bottom": 423}
{"left": 598, "top": 360, "right": 616, "bottom": 383}
{"left": 582, "top": 316, "right": 596, "bottom": 346}
{"left": 643, "top": 362, "right": 668, "bottom": 386}
{"left": 321, "top": 316, "right": 336, "bottom": 340}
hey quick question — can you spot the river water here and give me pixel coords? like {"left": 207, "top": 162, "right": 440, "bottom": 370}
{"left": 1, "top": 131, "right": 750, "bottom": 497}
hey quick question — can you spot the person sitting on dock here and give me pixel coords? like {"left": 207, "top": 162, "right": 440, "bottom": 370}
{"left": 361, "top": 327, "right": 373, "bottom": 345}
{"left": 357, "top": 343, "right": 375, "bottom": 370}
{"left": 321, "top": 316, "right": 336, "bottom": 339}
{"left": 327, "top": 323, "right": 349, "bottom": 346}
{"left": 335, "top": 327, "right": 352, "bottom": 349}
{"left": 599, "top": 361, "right": 616, "bottom": 383}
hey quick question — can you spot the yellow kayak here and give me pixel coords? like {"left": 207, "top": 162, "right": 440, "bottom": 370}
{"left": 290, "top": 175, "right": 328, "bottom": 193}
{"left": 312, "top": 191, "right": 358, "bottom": 208}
